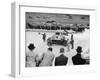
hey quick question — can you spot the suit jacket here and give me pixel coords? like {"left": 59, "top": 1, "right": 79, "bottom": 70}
{"left": 55, "top": 54, "right": 68, "bottom": 66}
{"left": 72, "top": 54, "right": 86, "bottom": 65}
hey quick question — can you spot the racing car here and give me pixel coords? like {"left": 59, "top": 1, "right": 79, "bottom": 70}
{"left": 47, "top": 32, "right": 68, "bottom": 46}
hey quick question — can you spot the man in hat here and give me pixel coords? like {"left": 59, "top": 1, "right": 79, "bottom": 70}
{"left": 39, "top": 48, "right": 55, "bottom": 66}
{"left": 55, "top": 48, "right": 68, "bottom": 66}
{"left": 26, "top": 43, "right": 37, "bottom": 67}
{"left": 72, "top": 46, "right": 86, "bottom": 65}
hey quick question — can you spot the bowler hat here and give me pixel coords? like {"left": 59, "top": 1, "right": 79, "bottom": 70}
{"left": 76, "top": 46, "right": 82, "bottom": 53}
{"left": 28, "top": 43, "right": 35, "bottom": 51}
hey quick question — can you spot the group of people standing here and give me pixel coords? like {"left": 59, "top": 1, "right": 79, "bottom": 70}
{"left": 26, "top": 43, "right": 89, "bottom": 67}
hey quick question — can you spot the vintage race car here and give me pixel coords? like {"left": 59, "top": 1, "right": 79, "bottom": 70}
{"left": 47, "top": 32, "right": 68, "bottom": 46}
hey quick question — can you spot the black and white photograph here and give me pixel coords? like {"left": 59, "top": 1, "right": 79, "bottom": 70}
{"left": 25, "top": 12, "right": 90, "bottom": 67}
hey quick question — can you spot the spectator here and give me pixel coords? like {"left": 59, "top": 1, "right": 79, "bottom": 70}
{"left": 42, "top": 33, "right": 46, "bottom": 42}
{"left": 55, "top": 48, "right": 68, "bottom": 66}
{"left": 72, "top": 46, "right": 86, "bottom": 65}
{"left": 26, "top": 43, "right": 36, "bottom": 67}
{"left": 39, "top": 48, "right": 55, "bottom": 66}
{"left": 70, "top": 34, "right": 74, "bottom": 49}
